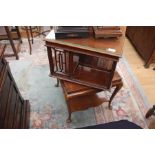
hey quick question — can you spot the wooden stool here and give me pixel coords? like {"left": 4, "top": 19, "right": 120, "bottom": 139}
{"left": 59, "top": 71, "right": 123, "bottom": 123}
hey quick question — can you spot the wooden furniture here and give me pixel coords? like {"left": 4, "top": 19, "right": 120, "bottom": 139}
{"left": 0, "top": 50, "right": 30, "bottom": 128}
{"left": 24, "top": 27, "right": 32, "bottom": 55}
{"left": 45, "top": 29, "right": 125, "bottom": 122}
{"left": 60, "top": 71, "right": 123, "bottom": 122}
{"left": 126, "top": 26, "right": 155, "bottom": 68}
{"left": 0, "top": 44, "right": 6, "bottom": 58}
{"left": 28, "top": 26, "right": 53, "bottom": 39}
{"left": 93, "top": 26, "right": 122, "bottom": 38}
{"left": 0, "top": 26, "right": 21, "bottom": 59}
{"left": 45, "top": 29, "right": 125, "bottom": 90}
{"left": 0, "top": 26, "right": 32, "bottom": 58}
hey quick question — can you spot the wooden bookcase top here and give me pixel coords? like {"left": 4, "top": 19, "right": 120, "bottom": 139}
{"left": 44, "top": 28, "right": 125, "bottom": 59}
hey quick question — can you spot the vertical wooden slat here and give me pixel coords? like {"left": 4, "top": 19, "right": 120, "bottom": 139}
{"left": 14, "top": 98, "right": 22, "bottom": 129}
{"left": 12, "top": 94, "right": 19, "bottom": 128}
{"left": 0, "top": 58, "right": 30, "bottom": 129}
{"left": 68, "top": 51, "right": 74, "bottom": 77}
{"left": 54, "top": 48, "right": 58, "bottom": 72}
{"left": 0, "top": 75, "right": 11, "bottom": 128}
{"left": 5, "top": 87, "right": 17, "bottom": 128}
{"left": 47, "top": 46, "right": 54, "bottom": 75}
{"left": 3, "top": 81, "right": 14, "bottom": 128}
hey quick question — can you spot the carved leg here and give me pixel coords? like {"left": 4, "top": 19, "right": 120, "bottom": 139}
{"left": 66, "top": 102, "right": 72, "bottom": 123}
{"left": 55, "top": 78, "right": 59, "bottom": 87}
{"left": 66, "top": 112, "right": 72, "bottom": 123}
{"left": 109, "top": 82, "right": 123, "bottom": 110}
{"left": 145, "top": 105, "right": 155, "bottom": 118}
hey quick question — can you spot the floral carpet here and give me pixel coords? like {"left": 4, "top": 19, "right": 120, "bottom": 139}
{"left": 4, "top": 37, "right": 151, "bottom": 129}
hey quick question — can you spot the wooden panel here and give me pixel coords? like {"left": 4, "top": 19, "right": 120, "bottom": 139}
{"left": 0, "top": 75, "right": 11, "bottom": 128}
{"left": 47, "top": 47, "right": 117, "bottom": 89}
{"left": 126, "top": 26, "right": 155, "bottom": 66}
{"left": 4, "top": 86, "right": 17, "bottom": 128}
{"left": 68, "top": 94, "right": 108, "bottom": 113}
{"left": 0, "top": 57, "right": 30, "bottom": 129}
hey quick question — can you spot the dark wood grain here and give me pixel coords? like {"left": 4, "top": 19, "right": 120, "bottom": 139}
{"left": 126, "top": 26, "right": 155, "bottom": 68}
{"left": 0, "top": 57, "right": 30, "bottom": 129}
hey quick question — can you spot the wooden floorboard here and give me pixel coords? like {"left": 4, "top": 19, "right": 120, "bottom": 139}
{"left": 124, "top": 37, "right": 155, "bottom": 105}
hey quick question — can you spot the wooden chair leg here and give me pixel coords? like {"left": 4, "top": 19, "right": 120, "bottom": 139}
{"left": 4, "top": 26, "right": 19, "bottom": 60}
{"left": 15, "top": 26, "right": 22, "bottom": 43}
{"left": 29, "top": 26, "right": 34, "bottom": 44}
{"left": 25, "top": 27, "right": 32, "bottom": 55}
{"left": 109, "top": 82, "right": 123, "bottom": 109}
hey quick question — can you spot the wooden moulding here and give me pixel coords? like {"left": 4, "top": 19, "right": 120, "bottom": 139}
{"left": 45, "top": 41, "right": 120, "bottom": 61}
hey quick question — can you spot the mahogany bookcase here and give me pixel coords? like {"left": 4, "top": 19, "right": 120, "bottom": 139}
{"left": 44, "top": 29, "right": 125, "bottom": 122}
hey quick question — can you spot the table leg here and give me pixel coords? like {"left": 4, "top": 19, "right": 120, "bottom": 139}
{"left": 66, "top": 104, "right": 72, "bottom": 123}
{"left": 108, "top": 82, "right": 123, "bottom": 109}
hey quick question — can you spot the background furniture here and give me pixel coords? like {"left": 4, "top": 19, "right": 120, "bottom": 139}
{"left": 145, "top": 105, "right": 155, "bottom": 118}
{"left": 0, "top": 44, "right": 6, "bottom": 58}
{"left": 0, "top": 26, "right": 32, "bottom": 59}
{"left": 28, "top": 26, "right": 53, "bottom": 40}
{"left": 126, "top": 26, "right": 155, "bottom": 68}
{"left": 0, "top": 26, "right": 21, "bottom": 59}
{"left": 0, "top": 50, "right": 30, "bottom": 128}
{"left": 24, "top": 26, "right": 32, "bottom": 54}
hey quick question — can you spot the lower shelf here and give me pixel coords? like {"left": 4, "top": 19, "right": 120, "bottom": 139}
{"left": 68, "top": 93, "right": 108, "bottom": 113}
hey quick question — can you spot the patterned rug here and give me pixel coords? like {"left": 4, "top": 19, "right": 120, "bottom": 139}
{"left": 4, "top": 37, "right": 151, "bottom": 129}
